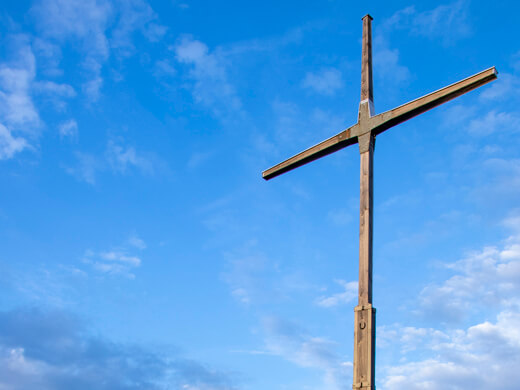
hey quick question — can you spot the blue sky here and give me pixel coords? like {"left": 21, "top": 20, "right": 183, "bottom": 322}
{"left": 0, "top": 0, "right": 519, "bottom": 389}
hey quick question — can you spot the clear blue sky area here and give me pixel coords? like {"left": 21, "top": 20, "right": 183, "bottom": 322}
{"left": 1, "top": 1, "right": 520, "bottom": 389}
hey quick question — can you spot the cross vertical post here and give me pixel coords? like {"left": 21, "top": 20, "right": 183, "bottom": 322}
{"left": 353, "top": 14, "right": 376, "bottom": 390}
{"left": 261, "top": 14, "right": 496, "bottom": 390}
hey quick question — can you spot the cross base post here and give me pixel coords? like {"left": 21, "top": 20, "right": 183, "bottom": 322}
{"left": 353, "top": 304, "right": 376, "bottom": 390}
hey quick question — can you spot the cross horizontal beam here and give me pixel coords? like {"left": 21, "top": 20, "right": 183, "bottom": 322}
{"left": 262, "top": 66, "right": 497, "bottom": 181}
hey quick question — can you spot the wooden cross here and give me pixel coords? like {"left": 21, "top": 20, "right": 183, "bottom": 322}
{"left": 262, "top": 15, "right": 497, "bottom": 390}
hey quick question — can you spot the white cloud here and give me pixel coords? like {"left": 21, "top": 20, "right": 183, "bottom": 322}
{"left": 381, "top": 310, "right": 520, "bottom": 390}
{"left": 65, "top": 152, "right": 100, "bottom": 185}
{"left": 413, "top": 0, "right": 471, "bottom": 43}
{"left": 66, "top": 140, "right": 154, "bottom": 184}
{"left": 111, "top": 0, "right": 167, "bottom": 56}
{"left": 175, "top": 38, "right": 208, "bottom": 63}
{"left": 302, "top": 68, "right": 343, "bottom": 96}
{"left": 174, "top": 36, "right": 242, "bottom": 118}
{"left": 373, "top": 45, "right": 411, "bottom": 87}
{"left": 271, "top": 100, "right": 346, "bottom": 150}
{"left": 0, "top": 38, "right": 40, "bottom": 159}
{"left": 222, "top": 244, "right": 316, "bottom": 306}
{"left": 467, "top": 110, "right": 520, "bottom": 136}
{"left": 128, "top": 234, "right": 146, "bottom": 249}
{"left": 374, "top": 1, "right": 471, "bottom": 89}
{"left": 58, "top": 119, "right": 78, "bottom": 138}
{"left": 33, "top": 81, "right": 77, "bottom": 111}
{"left": 418, "top": 246, "right": 520, "bottom": 322}
{"left": 106, "top": 139, "right": 153, "bottom": 174}
{"left": 154, "top": 59, "right": 176, "bottom": 77}
{"left": 416, "top": 215, "right": 520, "bottom": 322}
{"left": 373, "top": 13, "right": 411, "bottom": 89}
{"left": 382, "top": 1, "right": 471, "bottom": 45}
{"left": 32, "top": 38, "right": 63, "bottom": 77}
{"left": 83, "top": 237, "right": 145, "bottom": 278}
{"left": 187, "top": 150, "right": 213, "bottom": 170}
{"left": 479, "top": 73, "right": 520, "bottom": 102}
{"left": 33, "top": 81, "right": 76, "bottom": 98}
{"left": 0, "top": 42, "right": 39, "bottom": 130}
{"left": 380, "top": 215, "right": 520, "bottom": 389}
{"left": 222, "top": 253, "right": 275, "bottom": 305}
{"left": 316, "top": 280, "right": 357, "bottom": 308}
{"left": 32, "top": 0, "right": 112, "bottom": 58}
{"left": 82, "top": 75, "right": 104, "bottom": 102}
{"left": 99, "top": 251, "right": 141, "bottom": 266}
{"left": 32, "top": 0, "right": 112, "bottom": 101}
{"left": 0, "top": 124, "right": 28, "bottom": 160}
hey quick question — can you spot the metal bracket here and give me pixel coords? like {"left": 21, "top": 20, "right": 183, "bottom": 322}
{"left": 354, "top": 304, "right": 375, "bottom": 312}
{"left": 352, "top": 382, "right": 374, "bottom": 389}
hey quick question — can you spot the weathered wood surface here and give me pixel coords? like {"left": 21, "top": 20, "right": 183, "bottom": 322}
{"left": 353, "top": 304, "right": 375, "bottom": 389}
{"left": 261, "top": 125, "right": 357, "bottom": 180}
{"left": 361, "top": 15, "right": 373, "bottom": 103}
{"left": 358, "top": 137, "right": 373, "bottom": 305}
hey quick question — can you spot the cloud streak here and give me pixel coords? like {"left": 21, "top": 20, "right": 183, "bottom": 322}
{"left": 174, "top": 36, "right": 242, "bottom": 118}
{"left": 261, "top": 316, "right": 350, "bottom": 390}
{"left": 315, "top": 280, "right": 357, "bottom": 308}
{"left": 302, "top": 68, "right": 343, "bottom": 96}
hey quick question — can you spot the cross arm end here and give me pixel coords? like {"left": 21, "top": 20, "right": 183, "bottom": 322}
{"left": 262, "top": 125, "right": 358, "bottom": 180}
{"left": 370, "top": 66, "right": 498, "bottom": 136}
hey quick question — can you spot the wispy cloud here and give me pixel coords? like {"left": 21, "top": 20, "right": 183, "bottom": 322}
{"left": 83, "top": 235, "right": 146, "bottom": 278}
{"left": 221, "top": 243, "right": 317, "bottom": 306}
{"left": 65, "top": 152, "right": 101, "bottom": 184}
{"left": 66, "top": 139, "right": 154, "bottom": 184}
{"left": 128, "top": 234, "right": 147, "bottom": 250}
{"left": 34, "top": 80, "right": 77, "bottom": 112}
{"left": 106, "top": 139, "right": 154, "bottom": 175}
{"left": 31, "top": 0, "right": 166, "bottom": 101}
{"left": 0, "top": 37, "right": 40, "bottom": 159}
{"left": 0, "top": 124, "right": 28, "bottom": 160}
{"left": 111, "top": 0, "right": 167, "bottom": 56}
{"left": 31, "top": 0, "right": 112, "bottom": 101}
{"left": 382, "top": 0, "right": 472, "bottom": 45}
{"left": 174, "top": 36, "right": 242, "bottom": 118}
{"left": 315, "top": 280, "right": 357, "bottom": 308}
{"left": 271, "top": 100, "right": 347, "bottom": 150}
{"left": 374, "top": 1, "right": 472, "bottom": 90}
{"left": 32, "top": 38, "right": 63, "bottom": 77}
{"left": 58, "top": 119, "right": 78, "bottom": 138}
{"left": 222, "top": 251, "right": 279, "bottom": 305}
{"left": 0, "top": 39, "right": 39, "bottom": 130}
{"left": 302, "top": 68, "right": 343, "bottom": 96}
{"left": 372, "top": 42, "right": 411, "bottom": 88}
{"left": 467, "top": 110, "right": 520, "bottom": 136}
{"left": 479, "top": 73, "right": 520, "bottom": 102}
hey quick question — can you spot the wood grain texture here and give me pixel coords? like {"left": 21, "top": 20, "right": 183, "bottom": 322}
{"left": 361, "top": 15, "right": 373, "bottom": 103}
{"left": 358, "top": 136, "right": 374, "bottom": 306}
